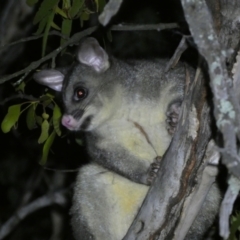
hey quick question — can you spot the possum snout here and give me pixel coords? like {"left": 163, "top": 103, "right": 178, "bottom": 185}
{"left": 61, "top": 115, "right": 78, "bottom": 130}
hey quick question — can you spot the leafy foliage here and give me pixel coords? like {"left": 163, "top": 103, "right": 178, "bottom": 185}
{"left": 27, "top": 0, "right": 105, "bottom": 56}
{"left": 53, "top": 104, "right": 62, "bottom": 136}
{"left": 1, "top": 0, "right": 108, "bottom": 164}
{"left": 1, "top": 104, "right": 21, "bottom": 133}
{"left": 40, "top": 129, "right": 57, "bottom": 165}
{"left": 26, "top": 103, "right": 37, "bottom": 130}
{"left": 26, "top": 0, "right": 39, "bottom": 7}
{"left": 229, "top": 212, "right": 240, "bottom": 240}
{"left": 60, "top": 18, "right": 72, "bottom": 46}
{"left": 1, "top": 93, "right": 62, "bottom": 165}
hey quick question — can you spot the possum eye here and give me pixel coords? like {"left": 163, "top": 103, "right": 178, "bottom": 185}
{"left": 74, "top": 87, "right": 88, "bottom": 101}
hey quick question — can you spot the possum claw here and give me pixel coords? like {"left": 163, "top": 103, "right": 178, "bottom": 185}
{"left": 147, "top": 156, "right": 162, "bottom": 185}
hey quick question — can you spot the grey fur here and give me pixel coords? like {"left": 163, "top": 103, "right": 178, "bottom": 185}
{"left": 62, "top": 55, "right": 186, "bottom": 184}
{"left": 33, "top": 38, "right": 220, "bottom": 240}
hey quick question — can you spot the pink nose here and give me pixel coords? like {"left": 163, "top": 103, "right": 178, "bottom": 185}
{"left": 61, "top": 115, "right": 77, "bottom": 129}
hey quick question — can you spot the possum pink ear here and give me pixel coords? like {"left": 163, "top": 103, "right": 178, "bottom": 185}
{"left": 34, "top": 69, "right": 64, "bottom": 92}
{"left": 77, "top": 38, "right": 110, "bottom": 73}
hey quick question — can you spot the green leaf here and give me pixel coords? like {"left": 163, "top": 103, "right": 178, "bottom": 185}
{"left": 34, "top": 15, "right": 48, "bottom": 35}
{"left": 55, "top": 6, "right": 68, "bottom": 18}
{"left": 42, "top": 10, "right": 55, "bottom": 56}
{"left": 40, "top": 130, "right": 56, "bottom": 165}
{"left": 69, "top": 0, "right": 84, "bottom": 18}
{"left": 80, "top": 11, "right": 90, "bottom": 26}
{"left": 40, "top": 94, "right": 54, "bottom": 107}
{"left": 60, "top": 19, "right": 72, "bottom": 46}
{"left": 42, "top": 112, "right": 49, "bottom": 120}
{"left": 95, "top": 0, "right": 105, "bottom": 12}
{"left": 53, "top": 104, "right": 62, "bottom": 136}
{"left": 99, "top": 0, "right": 106, "bottom": 12}
{"left": 80, "top": 11, "right": 89, "bottom": 21}
{"left": 33, "top": 0, "right": 59, "bottom": 25}
{"left": 44, "top": 100, "right": 53, "bottom": 108}
{"left": 229, "top": 213, "right": 240, "bottom": 240}
{"left": 15, "top": 81, "right": 26, "bottom": 92}
{"left": 62, "top": 0, "right": 71, "bottom": 9}
{"left": 51, "top": 21, "right": 61, "bottom": 30}
{"left": 1, "top": 104, "right": 21, "bottom": 133}
{"left": 34, "top": 8, "right": 51, "bottom": 25}
{"left": 95, "top": 0, "right": 99, "bottom": 12}
{"left": 38, "top": 119, "right": 49, "bottom": 143}
{"left": 40, "top": 95, "right": 50, "bottom": 102}
{"left": 75, "top": 137, "right": 84, "bottom": 146}
{"left": 26, "top": 104, "right": 36, "bottom": 130}
{"left": 26, "top": 0, "right": 39, "bottom": 7}
{"left": 36, "top": 115, "right": 43, "bottom": 126}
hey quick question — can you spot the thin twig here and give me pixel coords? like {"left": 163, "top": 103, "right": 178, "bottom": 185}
{"left": 12, "top": 71, "right": 30, "bottom": 87}
{"left": 99, "top": 0, "right": 123, "bottom": 26}
{"left": 0, "top": 92, "right": 39, "bottom": 105}
{"left": 0, "top": 23, "right": 179, "bottom": 52}
{"left": 111, "top": 23, "right": 179, "bottom": 31}
{"left": 165, "top": 36, "right": 188, "bottom": 72}
{"left": 0, "top": 26, "right": 97, "bottom": 85}
{"left": 0, "top": 23, "right": 179, "bottom": 85}
{"left": 43, "top": 166, "right": 80, "bottom": 173}
{"left": 0, "top": 189, "right": 68, "bottom": 240}
{"left": 219, "top": 176, "right": 240, "bottom": 239}
{"left": 0, "top": 31, "right": 70, "bottom": 51}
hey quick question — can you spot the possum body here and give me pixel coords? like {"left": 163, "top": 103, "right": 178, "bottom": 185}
{"left": 34, "top": 38, "right": 220, "bottom": 240}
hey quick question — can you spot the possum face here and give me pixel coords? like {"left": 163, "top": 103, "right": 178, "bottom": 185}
{"left": 34, "top": 37, "right": 116, "bottom": 132}
{"left": 61, "top": 64, "right": 117, "bottom": 131}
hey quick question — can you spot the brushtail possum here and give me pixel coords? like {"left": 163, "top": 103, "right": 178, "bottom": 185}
{"left": 34, "top": 38, "right": 220, "bottom": 240}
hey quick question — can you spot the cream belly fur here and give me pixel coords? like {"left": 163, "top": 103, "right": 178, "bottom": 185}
{"left": 96, "top": 83, "right": 174, "bottom": 161}
{"left": 74, "top": 163, "right": 149, "bottom": 240}
{"left": 72, "top": 98, "right": 173, "bottom": 239}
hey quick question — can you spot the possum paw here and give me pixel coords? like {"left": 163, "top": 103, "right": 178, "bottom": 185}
{"left": 166, "top": 101, "right": 182, "bottom": 135}
{"left": 147, "top": 156, "right": 162, "bottom": 185}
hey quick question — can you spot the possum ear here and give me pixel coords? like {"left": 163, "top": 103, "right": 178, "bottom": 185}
{"left": 77, "top": 37, "right": 110, "bottom": 73}
{"left": 34, "top": 69, "right": 64, "bottom": 92}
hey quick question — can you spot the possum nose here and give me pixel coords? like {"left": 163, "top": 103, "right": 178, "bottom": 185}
{"left": 61, "top": 115, "right": 78, "bottom": 129}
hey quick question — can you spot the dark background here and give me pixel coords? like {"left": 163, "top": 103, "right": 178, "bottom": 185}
{"left": 0, "top": 0, "right": 199, "bottom": 239}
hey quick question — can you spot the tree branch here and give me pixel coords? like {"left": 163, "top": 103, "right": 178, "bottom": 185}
{"left": 174, "top": 140, "right": 220, "bottom": 240}
{"left": 111, "top": 23, "right": 179, "bottom": 31}
{"left": 180, "top": 0, "right": 240, "bottom": 179}
{"left": 0, "top": 190, "right": 67, "bottom": 240}
{"left": 99, "top": 0, "right": 123, "bottom": 26}
{"left": 219, "top": 175, "right": 240, "bottom": 239}
{"left": 0, "top": 23, "right": 179, "bottom": 85}
{"left": 0, "top": 31, "right": 70, "bottom": 51}
{"left": 0, "top": 92, "right": 39, "bottom": 105}
{"left": 165, "top": 37, "right": 188, "bottom": 72}
{"left": 0, "top": 26, "right": 98, "bottom": 85}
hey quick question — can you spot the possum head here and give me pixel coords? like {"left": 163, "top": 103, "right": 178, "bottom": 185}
{"left": 34, "top": 38, "right": 119, "bottom": 131}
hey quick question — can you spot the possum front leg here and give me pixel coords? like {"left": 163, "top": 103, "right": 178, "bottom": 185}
{"left": 86, "top": 134, "right": 161, "bottom": 186}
